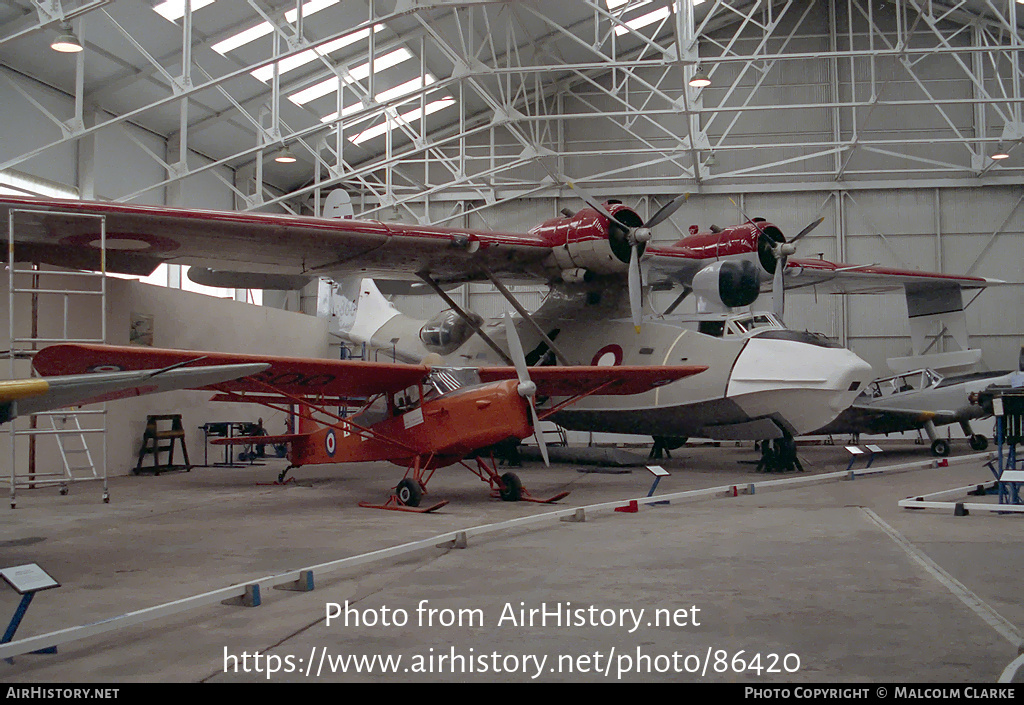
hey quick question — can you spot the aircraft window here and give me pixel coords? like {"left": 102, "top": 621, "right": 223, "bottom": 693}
{"left": 699, "top": 320, "right": 725, "bottom": 337}
{"left": 394, "top": 385, "right": 421, "bottom": 415}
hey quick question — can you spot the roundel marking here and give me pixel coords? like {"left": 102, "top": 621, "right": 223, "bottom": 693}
{"left": 325, "top": 430, "right": 337, "bottom": 457}
{"left": 591, "top": 344, "right": 623, "bottom": 367}
{"left": 87, "top": 364, "right": 124, "bottom": 373}
{"left": 60, "top": 232, "right": 181, "bottom": 253}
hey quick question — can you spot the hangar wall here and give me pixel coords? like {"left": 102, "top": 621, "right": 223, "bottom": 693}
{"left": 1, "top": 274, "right": 330, "bottom": 479}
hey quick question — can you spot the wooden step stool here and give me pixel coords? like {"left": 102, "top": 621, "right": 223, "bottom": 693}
{"left": 134, "top": 414, "right": 191, "bottom": 475}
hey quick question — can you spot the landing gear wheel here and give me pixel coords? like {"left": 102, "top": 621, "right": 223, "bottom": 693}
{"left": 498, "top": 472, "right": 522, "bottom": 502}
{"left": 931, "top": 439, "right": 951, "bottom": 457}
{"left": 395, "top": 478, "right": 423, "bottom": 507}
{"left": 650, "top": 436, "right": 688, "bottom": 459}
{"left": 969, "top": 434, "right": 988, "bottom": 451}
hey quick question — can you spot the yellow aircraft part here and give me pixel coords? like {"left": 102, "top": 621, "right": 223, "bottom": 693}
{"left": 0, "top": 378, "right": 50, "bottom": 403}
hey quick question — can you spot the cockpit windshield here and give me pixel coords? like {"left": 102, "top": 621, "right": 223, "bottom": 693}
{"left": 726, "top": 313, "right": 781, "bottom": 337}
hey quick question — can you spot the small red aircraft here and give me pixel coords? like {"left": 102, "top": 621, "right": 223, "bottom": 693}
{"left": 32, "top": 331, "right": 705, "bottom": 512}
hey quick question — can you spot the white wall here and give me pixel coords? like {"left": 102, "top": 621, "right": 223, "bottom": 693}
{"left": 1, "top": 271, "right": 330, "bottom": 481}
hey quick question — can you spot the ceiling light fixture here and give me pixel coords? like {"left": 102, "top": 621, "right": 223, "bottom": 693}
{"left": 274, "top": 147, "right": 298, "bottom": 163}
{"left": 991, "top": 143, "right": 1010, "bottom": 160}
{"left": 689, "top": 65, "right": 711, "bottom": 88}
{"left": 704, "top": 152, "right": 718, "bottom": 167}
{"left": 50, "top": 23, "right": 83, "bottom": 53}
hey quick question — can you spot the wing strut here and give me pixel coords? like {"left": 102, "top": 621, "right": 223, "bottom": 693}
{"left": 415, "top": 271, "right": 514, "bottom": 366}
{"left": 481, "top": 266, "right": 574, "bottom": 366}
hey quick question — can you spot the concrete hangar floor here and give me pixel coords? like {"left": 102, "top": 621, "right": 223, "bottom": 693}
{"left": 0, "top": 442, "right": 1021, "bottom": 683}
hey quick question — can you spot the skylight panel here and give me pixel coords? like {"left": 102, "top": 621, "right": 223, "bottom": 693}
{"left": 605, "top": 0, "right": 652, "bottom": 11}
{"left": 613, "top": 4, "right": 672, "bottom": 35}
{"left": 287, "top": 47, "right": 414, "bottom": 105}
{"left": 154, "top": 0, "right": 217, "bottom": 22}
{"left": 319, "top": 75, "right": 436, "bottom": 123}
{"left": 249, "top": 25, "right": 387, "bottom": 82}
{"left": 349, "top": 97, "right": 455, "bottom": 145}
{"left": 213, "top": 1, "right": 343, "bottom": 55}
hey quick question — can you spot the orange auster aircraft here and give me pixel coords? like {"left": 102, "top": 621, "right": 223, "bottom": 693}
{"left": 31, "top": 329, "right": 706, "bottom": 513}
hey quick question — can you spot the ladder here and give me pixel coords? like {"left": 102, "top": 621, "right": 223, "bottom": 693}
{"left": 6, "top": 208, "right": 109, "bottom": 508}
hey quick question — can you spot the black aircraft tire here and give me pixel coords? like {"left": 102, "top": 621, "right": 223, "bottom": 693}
{"left": 969, "top": 434, "right": 989, "bottom": 451}
{"left": 931, "top": 439, "right": 951, "bottom": 457}
{"left": 395, "top": 479, "right": 422, "bottom": 507}
{"left": 499, "top": 472, "right": 523, "bottom": 502}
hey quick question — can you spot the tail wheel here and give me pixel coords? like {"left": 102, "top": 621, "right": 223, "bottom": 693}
{"left": 969, "top": 434, "right": 988, "bottom": 451}
{"left": 395, "top": 479, "right": 423, "bottom": 507}
{"left": 499, "top": 472, "right": 522, "bottom": 502}
{"left": 931, "top": 439, "right": 951, "bottom": 457}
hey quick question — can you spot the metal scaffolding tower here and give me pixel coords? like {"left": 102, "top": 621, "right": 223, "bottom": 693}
{"left": 6, "top": 208, "right": 108, "bottom": 508}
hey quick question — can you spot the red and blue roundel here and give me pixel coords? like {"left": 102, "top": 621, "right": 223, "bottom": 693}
{"left": 325, "top": 430, "right": 337, "bottom": 457}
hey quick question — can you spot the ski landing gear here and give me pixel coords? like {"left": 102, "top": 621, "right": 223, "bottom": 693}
{"left": 755, "top": 435, "right": 804, "bottom": 473}
{"left": 357, "top": 454, "right": 570, "bottom": 513}
{"left": 464, "top": 456, "right": 570, "bottom": 504}
{"left": 358, "top": 455, "right": 449, "bottom": 513}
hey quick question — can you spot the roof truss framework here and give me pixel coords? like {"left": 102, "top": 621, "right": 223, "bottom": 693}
{"left": 0, "top": 0, "right": 1020, "bottom": 222}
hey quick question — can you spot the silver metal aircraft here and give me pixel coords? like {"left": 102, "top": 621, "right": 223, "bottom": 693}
{"left": 813, "top": 350, "right": 1024, "bottom": 456}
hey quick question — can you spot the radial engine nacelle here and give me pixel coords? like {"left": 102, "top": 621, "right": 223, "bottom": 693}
{"left": 660, "top": 219, "right": 790, "bottom": 313}
{"left": 532, "top": 201, "right": 644, "bottom": 279}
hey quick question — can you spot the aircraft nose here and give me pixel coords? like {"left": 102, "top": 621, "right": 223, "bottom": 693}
{"left": 726, "top": 335, "right": 874, "bottom": 436}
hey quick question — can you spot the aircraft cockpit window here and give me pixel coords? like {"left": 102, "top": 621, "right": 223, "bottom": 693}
{"left": 725, "top": 315, "right": 779, "bottom": 337}
{"left": 393, "top": 385, "right": 421, "bottom": 415}
{"left": 699, "top": 320, "right": 726, "bottom": 337}
{"left": 427, "top": 368, "right": 481, "bottom": 399}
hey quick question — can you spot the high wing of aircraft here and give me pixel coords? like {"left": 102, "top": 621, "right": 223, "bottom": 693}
{"left": 31, "top": 339, "right": 707, "bottom": 512}
{"left": 0, "top": 193, "right": 1002, "bottom": 472}
{"left": 813, "top": 352, "right": 1024, "bottom": 457}
{"left": 1, "top": 361, "right": 269, "bottom": 423}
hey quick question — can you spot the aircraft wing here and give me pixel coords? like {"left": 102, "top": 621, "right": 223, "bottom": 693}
{"left": 1, "top": 362, "right": 268, "bottom": 422}
{"left": 477, "top": 365, "right": 707, "bottom": 397}
{"left": 0, "top": 195, "right": 549, "bottom": 282}
{"left": 817, "top": 403, "right": 960, "bottom": 435}
{"left": 778, "top": 259, "right": 1000, "bottom": 294}
{"left": 31, "top": 344, "right": 431, "bottom": 401}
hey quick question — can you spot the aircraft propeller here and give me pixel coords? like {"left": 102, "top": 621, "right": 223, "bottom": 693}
{"left": 566, "top": 181, "right": 689, "bottom": 333}
{"left": 504, "top": 313, "right": 550, "bottom": 466}
{"left": 730, "top": 197, "right": 823, "bottom": 324}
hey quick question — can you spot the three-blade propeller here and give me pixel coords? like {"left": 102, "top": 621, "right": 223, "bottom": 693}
{"left": 504, "top": 314, "right": 549, "bottom": 466}
{"left": 729, "top": 196, "right": 823, "bottom": 324}
{"left": 566, "top": 181, "right": 689, "bottom": 332}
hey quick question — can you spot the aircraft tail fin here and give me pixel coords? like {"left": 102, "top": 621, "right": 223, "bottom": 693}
{"left": 887, "top": 283, "right": 983, "bottom": 375}
{"left": 323, "top": 190, "right": 354, "bottom": 219}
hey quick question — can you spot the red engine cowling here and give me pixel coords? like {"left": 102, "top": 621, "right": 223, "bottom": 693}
{"left": 677, "top": 219, "right": 787, "bottom": 276}
{"left": 531, "top": 202, "right": 644, "bottom": 276}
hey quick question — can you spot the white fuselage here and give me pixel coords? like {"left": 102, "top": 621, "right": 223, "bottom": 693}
{"left": 345, "top": 284, "right": 874, "bottom": 441}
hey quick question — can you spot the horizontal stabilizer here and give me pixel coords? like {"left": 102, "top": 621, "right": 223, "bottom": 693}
{"left": 211, "top": 434, "right": 308, "bottom": 446}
